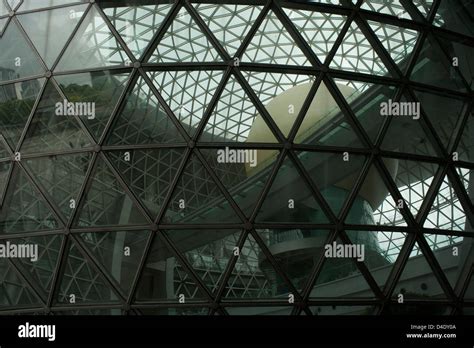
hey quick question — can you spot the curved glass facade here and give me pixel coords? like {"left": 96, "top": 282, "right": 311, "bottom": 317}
{"left": 0, "top": 0, "right": 473, "bottom": 316}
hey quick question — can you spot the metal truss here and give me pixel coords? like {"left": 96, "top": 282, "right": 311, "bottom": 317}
{"left": 0, "top": 0, "right": 472, "bottom": 316}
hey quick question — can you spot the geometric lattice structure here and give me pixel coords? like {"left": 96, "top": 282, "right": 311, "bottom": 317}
{"left": 0, "top": 0, "right": 473, "bottom": 316}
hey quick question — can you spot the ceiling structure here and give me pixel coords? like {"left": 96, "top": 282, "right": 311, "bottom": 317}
{"left": 0, "top": 0, "right": 472, "bottom": 315}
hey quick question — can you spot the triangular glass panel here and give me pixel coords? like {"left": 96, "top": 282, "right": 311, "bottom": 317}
{"left": 148, "top": 6, "right": 221, "bottom": 63}
{"left": 20, "top": 81, "right": 92, "bottom": 154}
{"left": 7, "top": 234, "right": 63, "bottom": 295}
{"left": 0, "top": 78, "right": 45, "bottom": 150}
{"left": 437, "top": 38, "right": 474, "bottom": 90}
{"left": 256, "top": 154, "right": 330, "bottom": 223}
{"left": 199, "top": 148, "right": 279, "bottom": 218}
{"left": 164, "top": 229, "right": 242, "bottom": 295}
{"left": 412, "top": 0, "right": 434, "bottom": 18}
{"left": 241, "top": 71, "right": 313, "bottom": 138}
{"left": 54, "top": 308, "right": 126, "bottom": 315}
{"left": 297, "top": 151, "right": 367, "bottom": 216}
{"left": 18, "top": 4, "right": 87, "bottom": 68}
{"left": 310, "top": 237, "right": 377, "bottom": 298}
{"left": 55, "top": 71, "right": 130, "bottom": 141}
{"left": 102, "top": 3, "right": 173, "bottom": 59}
{"left": 361, "top": 1, "right": 412, "bottom": 19}
{"left": 162, "top": 154, "right": 241, "bottom": 224}
{"left": 134, "top": 232, "right": 208, "bottom": 302}
{"left": 222, "top": 233, "right": 290, "bottom": 300}
{"left": 0, "top": 137, "right": 9, "bottom": 159}
{"left": 464, "top": 272, "right": 474, "bottom": 301}
{"left": 0, "top": 257, "right": 43, "bottom": 309}
{"left": 24, "top": 152, "right": 93, "bottom": 221}
{"left": 410, "top": 35, "right": 467, "bottom": 93}
{"left": 6, "top": 0, "right": 20, "bottom": 11}
{"left": 74, "top": 157, "right": 149, "bottom": 228}
{"left": 56, "top": 5, "right": 129, "bottom": 72}
{"left": 434, "top": 1, "right": 474, "bottom": 38}
{"left": 330, "top": 21, "right": 391, "bottom": 76}
{"left": 368, "top": 21, "right": 419, "bottom": 73}
{"left": 194, "top": 3, "right": 263, "bottom": 57}
{"left": 392, "top": 241, "right": 448, "bottom": 300}
{"left": 78, "top": 230, "right": 151, "bottom": 297}
{"left": 457, "top": 167, "right": 473, "bottom": 205}
{"left": 381, "top": 96, "right": 438, "bottom": 157}
{"left": 0, "top": 20, "right": 44, "bottom": 82}
{"left": 0, "top": 2, "right": 8, "bottom": 16}
{"left": 0, "top": 166, "right": 59, "bottom": 234}
{"left": 283, "top": 9, "right": 346, "bottom": 63}
{"left": 18, "top": 0, "right": 84, "bottom": 11}
{"left": 106, "top": 76, "right": 187, "bottom": 146}
{"left": 0, "top": 17, "right": 9, "bottom": 36}
{"left": 243, "top": 10, "right": 311, "bottom": 66}
{"left": 376, "top": 231, "right": 408, "bottom": 262}
{"left": 0, "top": 160, "right": 11, "bottom": 202}
{"left": 456, "top": 112, "right": 474, "bottom": 164}
{"left": 200, "top": 74, "right": 278, "bottom": 143}
{"left": 346, "top": 162, "right": 408, "bottom": 227}
{"left": 414, "top": 89, "right": 467, "bottom": 151}
{"left": 55, "top": 238, "right": 121, "bottom": 304}
{"left": 333, "top": 78, "right": 396, "bottom": 144}
{"left": 390, "top": 158, "right": 438, "bottom": 218}
{"left": 373, "top": 194, "right": 409, "bottom": 228}
{"left": 106, "top": 148, "right": 186, "bottom": 217}
{"left": 256, "top": 228, "right": 331, "bottom": 293}
{"left": 423, "top": 175, "right": 472, "bottom": 232}
{"left": 295, "top": 80, "right": 365, "bottom": 148}
{"left": 423, "top": 233, "right": 470, "bottom": 289}
{"left": 347, "top": 230, "right": 407, "bottom": 289}
{"left": 149, "top": 70, "right": 224, "bottom": 138}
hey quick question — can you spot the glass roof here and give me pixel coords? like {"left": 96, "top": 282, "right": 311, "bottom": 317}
{"left": 0, "top": 0, "right": 472, "bottom": 315}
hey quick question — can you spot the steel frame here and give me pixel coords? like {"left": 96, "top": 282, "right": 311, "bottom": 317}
{"left": 0, "top": 0, "right": 472, "bottom": 315}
